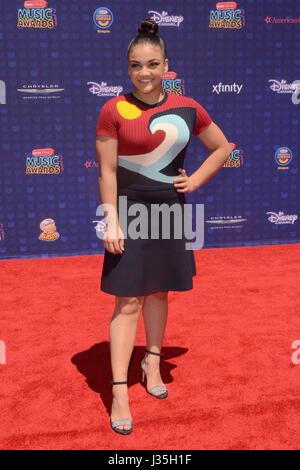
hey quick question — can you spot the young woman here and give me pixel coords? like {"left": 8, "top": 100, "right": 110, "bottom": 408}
{"left": 96, "top": 18, "right": 232, "bottom": 435}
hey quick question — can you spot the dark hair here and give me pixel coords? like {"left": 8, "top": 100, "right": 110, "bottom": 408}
{"left": 127, "top": 18, "right": 167, "bottom": 59}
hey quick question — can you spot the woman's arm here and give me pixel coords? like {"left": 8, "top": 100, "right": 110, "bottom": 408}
{"left": 96, "top": 136, "right": 124, "bottom": 254}
{"left": 173, "top": 122, "right": 232, "bottom": 193}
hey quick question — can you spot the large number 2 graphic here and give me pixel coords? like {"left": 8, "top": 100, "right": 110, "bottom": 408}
{"left": 292, "top": 80, "right": 300, "bottom": 105}
{"left": 118, "top": 113, "right": 191, "bottom": 183}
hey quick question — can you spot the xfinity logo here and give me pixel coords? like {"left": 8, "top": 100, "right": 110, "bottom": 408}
{"left": 212, "top": 82, "right": 243, "bottom": 94}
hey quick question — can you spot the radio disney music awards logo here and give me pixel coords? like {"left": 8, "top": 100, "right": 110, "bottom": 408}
{"left": 267, "top": 211, "right": 298, "bottom": 225}
{"left": 212, "top": 82, "right": 243, "bottom": 95}
{"left": 206, "top": 215, "right": 247, "bottom": 230}
{"left": 148, "top": 10, "right": 184, "bottom": 28}
{"left": 0, "top": 80, "right": 6, "bottom": 104}
{"left": 17, "top": 0, "right": 57, "bottom": 29}
{"left": 25, "top": 148, "right": 64, "bottom": 174}
{"left": 93, "top": 7, "right": 113, "bottom": 33}
{"left": 87, "top": 81, "right": 123, "bottom": 97}
{"left": 209, "top": 2, "right": 245, "bottom": 29}
{"left": 38, "top": 218, "right": 60, "bottom": 241}
{"left": 269, "top": 79, "right": 300, "bottom": 105}
{"left": 275, "top": 147, "right": 293, "bottom": 170}
{"left": 17, "top": 83, "right": 64, "bottom": 100}
{"left": 0, "top": 223, "right": 5, "bottom": 241}
{"left": 223, "top": 143, "right": 243, "bottom": 168}
{"left": 162, "top": 72, "right": 185, "bottom": 95}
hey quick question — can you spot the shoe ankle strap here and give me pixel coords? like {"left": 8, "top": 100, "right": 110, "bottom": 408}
{"left": 111, "top": 380, "right": 128, "bottom": 385}
{"left": 145, "top": 349, "right": 164, "bottom": 357}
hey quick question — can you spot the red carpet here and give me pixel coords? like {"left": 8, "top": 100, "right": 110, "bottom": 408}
{"left": 1, "top": 244, "right": 300, "bottom": 450}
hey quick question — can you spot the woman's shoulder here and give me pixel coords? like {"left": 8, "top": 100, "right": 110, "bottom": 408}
{"left": 101, "top": 94, "right": 126, "bottom": 108}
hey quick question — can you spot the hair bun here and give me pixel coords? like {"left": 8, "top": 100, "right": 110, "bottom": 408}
{"left": 138, "top": 18, "right": 158, "bottom": 36}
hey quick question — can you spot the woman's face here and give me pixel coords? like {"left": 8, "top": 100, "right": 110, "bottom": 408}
{"left": 128, "top": 43, "right": 168, "bottom": 96}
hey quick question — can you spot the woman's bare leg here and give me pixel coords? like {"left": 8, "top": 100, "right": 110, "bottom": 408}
{"left": 142, "top": 291, "right": 168, "bottom": 394}
{"left": 110, "top": 295, "right": 144, "bottom": 430}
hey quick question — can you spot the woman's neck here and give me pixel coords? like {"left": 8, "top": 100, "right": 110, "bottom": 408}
{"left": 131, "top": 88, "right": 165, "bottom": 105}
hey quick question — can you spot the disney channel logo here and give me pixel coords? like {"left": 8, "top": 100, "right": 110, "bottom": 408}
{"left": 148, "top": 10, "right": 184, "bottom": 27}
{"left": 267, "top": 211, "right": 298, "bottom": 225}
{"left": 87, "top": 82, "right": 123, "bottom": 97}
{"left": 269, "top": 79, "right": 300, "bottom": 105}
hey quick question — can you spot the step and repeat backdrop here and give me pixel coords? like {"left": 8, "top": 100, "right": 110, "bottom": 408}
{"left": 0, "top": 0, "right": 299, "bottom": 260}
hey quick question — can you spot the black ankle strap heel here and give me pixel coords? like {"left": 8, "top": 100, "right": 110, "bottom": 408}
{"left": 110, "top": 380, "right": 132, "bottom": 435}
{"left": 145, "top": 349, "right": 164, "bottom": 357}
{"left": 141, "top": 349, "right": 168, "bottom": 399}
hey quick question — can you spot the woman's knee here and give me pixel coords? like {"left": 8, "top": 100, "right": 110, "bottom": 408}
{"left": 115, "top": 296, "right": 144, "bottom": 315}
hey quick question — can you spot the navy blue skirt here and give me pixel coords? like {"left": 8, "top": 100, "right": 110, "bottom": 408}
{"left": 100, "top": 188, "right": 196, "bottom": 297}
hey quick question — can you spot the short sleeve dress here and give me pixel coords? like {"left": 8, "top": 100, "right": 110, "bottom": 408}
{"left": 96, "top": 91, "right": 212, "bottom": 297}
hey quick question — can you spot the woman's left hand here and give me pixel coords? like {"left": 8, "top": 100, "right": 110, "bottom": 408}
{"left": 173, "top": 168, "right": 196, "bottom": 193}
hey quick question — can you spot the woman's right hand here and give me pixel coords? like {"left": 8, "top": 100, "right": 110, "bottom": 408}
{"left": 103, "top": 222, "right": 125, "bottom": 255}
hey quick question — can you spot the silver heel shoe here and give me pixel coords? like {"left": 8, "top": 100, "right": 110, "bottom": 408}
{"left": 141, "top": 349, "right": 168, "bottom": 399}
{"left": 110, "top": 381, "right": 133, "bottom": 435}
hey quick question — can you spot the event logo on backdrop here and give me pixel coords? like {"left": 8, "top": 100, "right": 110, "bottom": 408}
{"left": 17, "top": 84, "right": 64, "bottom": 100}
{"left": 267, "top": 212, "right": 298, "bottom": 225}
{"left": 0, "top": 80, "right": 6, "bottom": 104}
{"left": 162, "top": 72, "right": 185, "bottom": 95}
{"left": 223, "top": 144, "right": 243, "bottom": 168}
{"left": 87, "top": 82, "right": 123, "bottom": 97}
{"left": 93, "top": 7, "right": 113, "bottom": 33}
{"left": 275, "top": 147, "right": 293, "bottom": 171}
{"left": 17, "top": 0, "right": 58, "bottom": 29}
{"left": 25, "top": 148, "right": 64, "bottom": 174}
{"left": 264, "top": 16, "right": 300, "bottom": 25}
{"left": 209, "top": 2, "right": 245, "bottom": 29}
{"left": 212, "top": 82, "right": 243, "bottom": 95}
{"left": 148, "top": 10, "right": 184, "bottom": 28}
{"left": 38, "top": 218, "right": 60, "bottom": 241}
{"left": 84, "top": 160, "right": 99, "bottom": 170}
{"left": 206, "top": 215, "right": 247, "bottom": 230}
{"left": 269, "top": 79, "right": 300, "bottom": 105}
